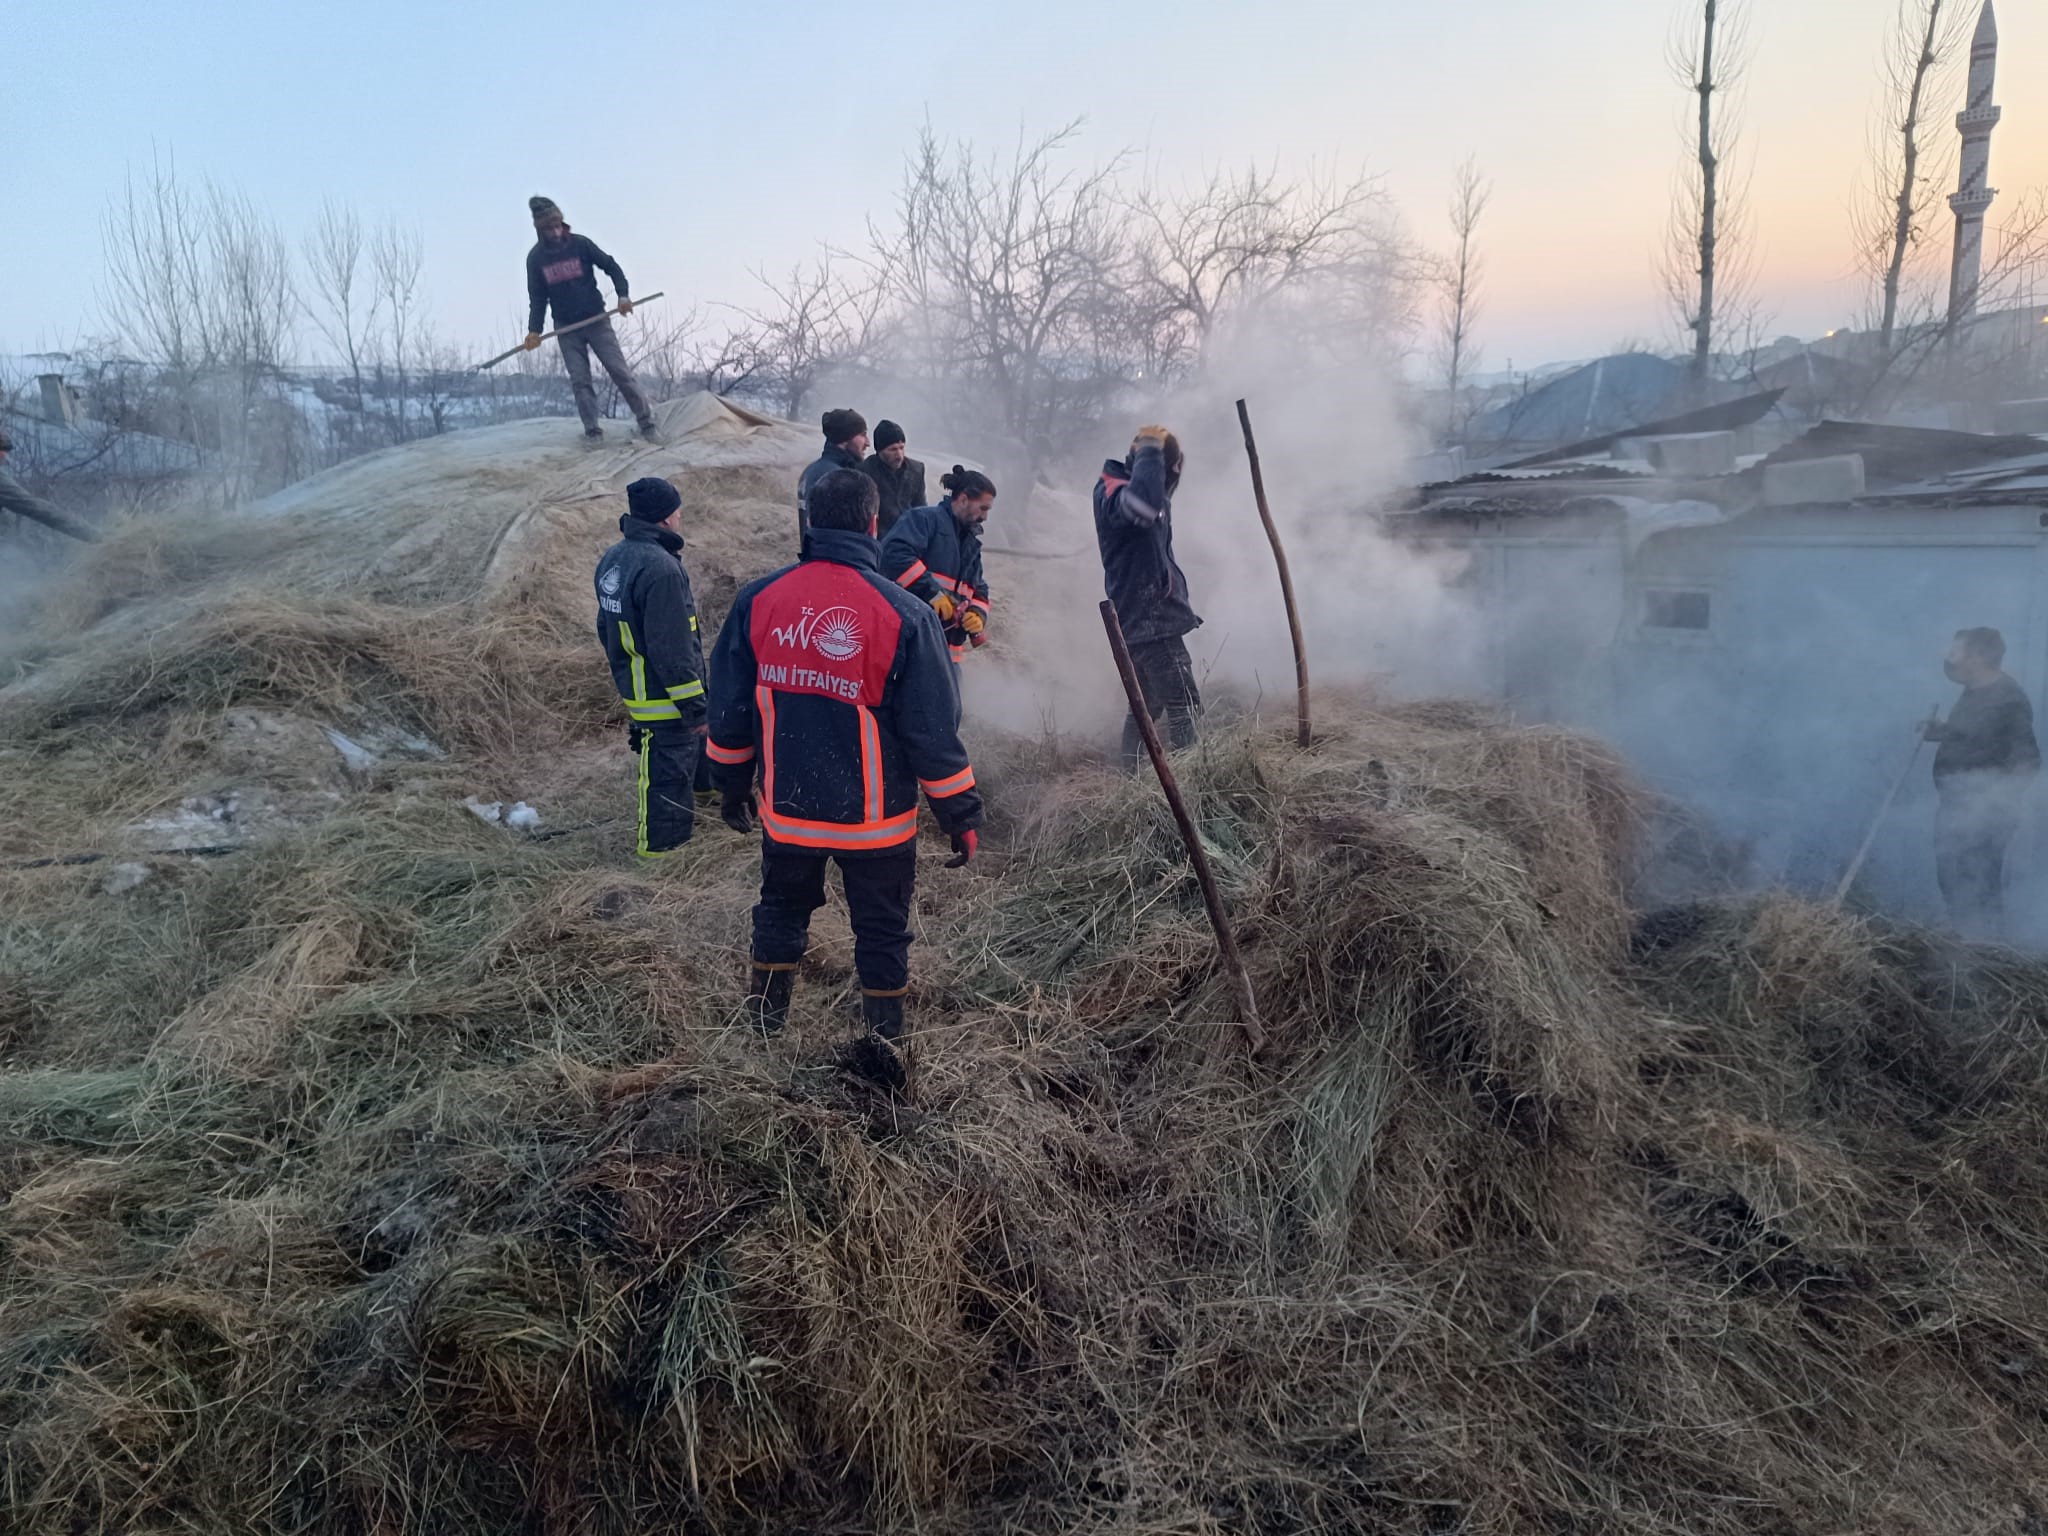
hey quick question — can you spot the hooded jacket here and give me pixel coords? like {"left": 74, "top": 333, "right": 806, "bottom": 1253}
{"left": 796, "top": 442, "right": 864, "bottom": 547}
{"left": 707, "top": 526, "right": 981, "bottom": 856}
{"left": 526, "top": 232, "right": 629, "bottom": 335}
{"left": 594, "top": 517, "right": 706, "bottom": 726}
{"left": 879, "top": 499, "right": 989, "bottom": 658}
{"left": 1094, "top": 442, "right": 1200, "bottom": 646}
{"left": 860, "top": 453, "right": 928, "bottom": 534}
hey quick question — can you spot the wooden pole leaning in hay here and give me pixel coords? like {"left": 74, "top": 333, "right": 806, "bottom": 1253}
{"left": 1099, "top": 600, "right": 1265, "bottom": 1053}
{"left": 1236, "top": 398, "right": 1311, "bottom": 748}
{"left": 1832, "top": 703, "right": 1941, "bottom": 906}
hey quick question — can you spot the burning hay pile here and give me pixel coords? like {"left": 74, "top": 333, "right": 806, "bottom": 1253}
{"left": 4, "top": 406, "right": 2048, "bottom": 1534}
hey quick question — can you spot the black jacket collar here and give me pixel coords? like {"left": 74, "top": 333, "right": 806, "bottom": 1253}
{"left": 620, "top": 514, "right": 684, "bottom": 554}
{"left": 804, "top": 526, "right": 880, "bottom": 570}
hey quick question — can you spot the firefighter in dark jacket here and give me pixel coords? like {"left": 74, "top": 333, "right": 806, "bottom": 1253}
{"left": 707, "top": 468, "right": 981, "bottom": 1074}
{"left": 1095, "top": 425, "right": 1201, "bottom": 769}
{"left": 879, "top": 466, "right": 994, "bottom": 663}
{"left": 1922, "top": 625, "right": 2041, "bottom": 938}
{"left": 596, "top": 477, "right": 708, "bottom": 857}
{"left": 860, "top": 419, "right": 927, "bottom": 535}
{"left": 796, "top": 407, "right": 868, "bottom": 552}
{"left": 521, "top": 196, "right": 658, "bottom": 442}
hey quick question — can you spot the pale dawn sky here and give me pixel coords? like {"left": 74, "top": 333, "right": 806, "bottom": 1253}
{"left": 7, "top": 0, "right": 2044, "bottom": 370}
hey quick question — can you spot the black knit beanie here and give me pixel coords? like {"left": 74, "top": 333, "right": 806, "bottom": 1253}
{"left": 626, "top": 476, "right": 682, "bottom": 522}
{"left": 529, "top": 195, "right": 564, "bottom": 229}
{"left": 873, "top": 419, "right": 905, "bottom": 450}
{"left": 821, "top": 407, "right": 867, "bottom": 446}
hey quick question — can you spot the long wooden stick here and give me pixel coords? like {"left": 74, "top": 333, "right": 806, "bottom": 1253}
{"left": 1236, "top": 398, "right": 1310, "bottom": 748}
{"left": 1832, "top": 702, "right": 1940, "bottom": 905}
{"left": 472, "top": 292, "right": 666, "bottom": 371}
{"left": 1100, "top": 600, "right": 1264, "bottom": 1052}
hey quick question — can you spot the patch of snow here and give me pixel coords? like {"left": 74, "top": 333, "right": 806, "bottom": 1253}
{"left": 463, "top": 797, "right": 504, "bottom": 824}
{"left": 504, "top": 802, "right": 541, "bottom": 831}
{"left": 324, "top": 727, "right": 380, "bottom": 775}
{"left": 101, "top": 862, "right": 152, "bottom": 896}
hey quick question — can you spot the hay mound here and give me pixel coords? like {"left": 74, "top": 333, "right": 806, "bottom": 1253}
{"left": 5, "top": 405, "right": 2048, "bottom": 1533}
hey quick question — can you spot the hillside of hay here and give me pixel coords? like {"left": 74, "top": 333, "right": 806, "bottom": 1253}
{"left": 5, "top": 400, "right": 2048, "bottom": 1534}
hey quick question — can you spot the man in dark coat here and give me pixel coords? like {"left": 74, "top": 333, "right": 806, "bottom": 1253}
{"left": 595, "top": 477, "right": 707, "bottom": 856}
{"left": 860, "top": 419, "right": 927, "bottom": 535}
{"left": 1923, "top": 625, "right": 2040, "bottom": 938}
{"left": 796, "top": 407, "right": 868, "bottom": 552}
{"left": 522, "top": 196, "right": 657, "bottom": 442}
{"left": 880, "top": 465, "right": 994, "bottom": 662}
{"left": 1095, "top": 424, "right": 1202, "bottom": 770}
{"left": 708, "top": 468, "right": 980, "bottom": 1078}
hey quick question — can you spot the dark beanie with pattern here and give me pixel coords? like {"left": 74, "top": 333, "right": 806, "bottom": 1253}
{"left": 873, "top": 419, "right": 906, "bottom": 449}
{"left": 529, "top": 195, "right": 564, "bottom": 229}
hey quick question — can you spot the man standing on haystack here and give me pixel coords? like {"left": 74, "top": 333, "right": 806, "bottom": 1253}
{"left": 595, "top": 477, "right": 707, "bottom": 858}
{"left": 797, "top": 408, "right": 868, "bottom": 551}
{"left": 1095, "top": 424, "right": 1202, "bottom": 771}
{"left": 1923, "top": 626, "right": 2040, "bottom": 939}
{"left": 860, "top": 419, "right": 926, "bottom": 536}
{"left": 707, "top": 468, "right": 981, "bottom": 1087}
{"left": 521, "top": 196, "right": 659, "bottom": 443}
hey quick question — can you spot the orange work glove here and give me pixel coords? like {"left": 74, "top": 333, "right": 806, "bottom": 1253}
{"left": 960, "top": 609, "right": 985, "bottom": 637}
{"left": 522, "top": 332, "right": 543, "bottom": 351}
{"left": 1133, "top": 423, "right": 1172, "bottom": 451}
{"left": 930, "top": 592, "right": 958, "bottom": 622}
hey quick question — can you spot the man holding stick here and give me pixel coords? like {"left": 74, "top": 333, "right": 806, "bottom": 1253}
{"left": 521, "top": 196, "right": 658, "bottom": 443}
{"left": 1095, "top": 425, "right": 1202, "bottom": 771}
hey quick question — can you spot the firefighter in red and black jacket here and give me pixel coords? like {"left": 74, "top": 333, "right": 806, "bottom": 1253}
{"left": 706, "top": 467, "right": 982, "bottom": 1064}
{"left": 879, "top": 465, "right": 994, "bottom": 662}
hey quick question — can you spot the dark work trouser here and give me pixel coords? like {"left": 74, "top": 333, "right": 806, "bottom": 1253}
{"left": 1934, "top": 779, "right": 2025, "bottom": 940}
{"left": 630, "top": 722, "right": 700, "bottom": 857}
{"left": 1119, "top": 635, "right": 1203, "bottom": 772}
{"left": 751, "top": 844, "right": 918, "bottom": 994}
{"left": 558, "top": 317, "right": 653, "bottom": 433}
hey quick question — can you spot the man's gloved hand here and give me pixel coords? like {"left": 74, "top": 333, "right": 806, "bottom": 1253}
{"left": 626, "top": 721, "right": 644, "bottom": 750}
{"left": 944, "top": 829, "right": 978, "bottom": 868}
{"left": 721, "top": 785, "right": 757, "bottom": 836}
{"left": 522, "top": 332, "right": 543, "bottom": 351}
{"left": 616, "top": 297, "right": 634, "bottom": 315}
{"left": 930, "top": 592, "right": 958, "bottom": 622}
{"left": 960, "top": 609, "right": 985, "bottom": 638}
{"left": 1133, "top": 424, "right": 1172, "bottom": 452}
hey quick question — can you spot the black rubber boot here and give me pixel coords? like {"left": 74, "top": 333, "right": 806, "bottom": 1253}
{"left": 745, "top": 964, "right": 795, "bottom": 1037}
{"left": 860, "top": 991, "right": 906, "bottom": 1042}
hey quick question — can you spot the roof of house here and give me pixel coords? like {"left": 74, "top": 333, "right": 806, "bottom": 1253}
{"left": 2, "top": 408, "right": 202, "bottom": 479}
{"left": 1396, "top": 419, "right": 2048, "bottom": 529}
{"left": 1469, "top": 353, "right": 1735, "bottom": 450}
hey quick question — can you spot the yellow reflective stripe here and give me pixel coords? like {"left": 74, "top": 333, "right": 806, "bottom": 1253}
{"left": 666, "top": 679, "right": 705, "bottom": 700}
{"left": 620, "top": 619, "right": 649, "bottom": 708}
{"left": 690, "top": 614, "right": 699, "bottom": 631}
{"left": 627, "top": 701, "right": 683, "bottom": 721}
{"left": 635, "top": 728, "right": 653, "bottom": 857}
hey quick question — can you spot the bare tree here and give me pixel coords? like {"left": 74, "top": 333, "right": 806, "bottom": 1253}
{"left": 101, "top": 156, "right": 299, "bottom": 502}
{"left": 372, "top": 225, "right": 424, "bottom": 440}
{"left": 1133, "top": 162, "right": 1388, "bottom": 369}
{"left": 878, "top": 123, "right": 1131, "bottom": 493}
{"left": 302, "top": 199, "right": 379, "bottom": 412}
{"left": 720, "top": 258, "right": 882, "bottom": 418}
{"left": 1438, "top": 157, "right": 1492, "bottom": 436}
{"left": 1856, "top": 0, "right": 1975, "bottom": 358}
{"left": 1663, "top": 0, "right": 1752, "bottom": 390}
